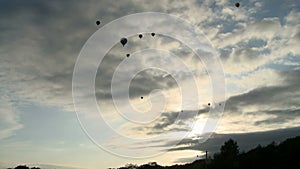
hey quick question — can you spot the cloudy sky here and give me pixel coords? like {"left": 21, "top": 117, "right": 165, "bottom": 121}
{"left": 0, "top": 0, "right": 300, "bottom": 168}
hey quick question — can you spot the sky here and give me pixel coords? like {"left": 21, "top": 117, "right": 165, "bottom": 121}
{"left": 0, "top": 0, "right": 300, "bottom": 168}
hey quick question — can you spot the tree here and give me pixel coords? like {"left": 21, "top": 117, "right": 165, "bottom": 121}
{"left": 212, "top": 139, "right": 240, "bottom": 169}
{"left": 220, "top": 138, "right": 239, "bottom": 159}
{"left": 14, "top": 166, "right": 29, "bottom": 169}
{"left": 124, "top": 163, "right": 138, "bottom": 169}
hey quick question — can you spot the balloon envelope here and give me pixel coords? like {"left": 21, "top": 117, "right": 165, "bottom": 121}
{"left": 120, "top": 38, "right": 127, "bottom": 46}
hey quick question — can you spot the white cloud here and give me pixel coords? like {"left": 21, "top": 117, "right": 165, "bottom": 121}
{"left": 226, "top": 68, "right": 282, "bottom": 94}
{"left": 285, "top": 10, "right": 300, "bottom": 25}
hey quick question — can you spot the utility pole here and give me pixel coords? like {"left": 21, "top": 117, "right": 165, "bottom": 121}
{"left": 205, "top": 150, "right": 208, "bottom": 169}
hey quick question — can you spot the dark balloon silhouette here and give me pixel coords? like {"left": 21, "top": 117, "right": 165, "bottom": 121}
{"left": 141, "top": 96, "right": 143, "bottom": 99}
{"left": 235, "top": 2, "right": 240, "bottom": 7}
{"left": 208, "top": 103, "right": 211, "bottom": 106}
{"left": 151, "top": 33, "right": 155, "bottom": 37}
{"left": 126, "top": 54, "right": 130, "bottom": 57}
{"left": 138, "top": 34, "right": 143, "bottom": 39}
{"left": 96, "top": 20, "right": 100, "bottom": 25}
{"left": 120, "top": 38, "right": 127, "bottom": 46}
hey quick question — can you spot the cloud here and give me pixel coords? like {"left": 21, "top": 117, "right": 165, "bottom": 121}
{"left": 209, "top": 5, "right": 300, "bottom": 75}
{"left": 169, "top": 126, "right": 300, "bottom": 154}
{"left": 0, "top": 0, "right": 297, "bottom": 117}
{"left": 0, "top": 0, "right": 156, "bottom": 113}
{"left": 213, "top": 69, "right": 300, "bottom": 133}
{"left": 131, "top": 107, "right": 210, "bottom": 136}
{"left": 285, "top": 10, "right": 300, "bottom": 25}
{"left": 0, "top": 1, "right": 299, "bottom": 168}
{"left": 134, "top": 68, "right": 300, "bottom": 136}
{"left": 0, "top": 96, "right": 23, "bottom": 139}
{"left": 253, "top": 108, "right": 300, "bottom": 125}
{"left": 226, "top": 69, "right": 300, "bottom": 112}
{"left": 173, "top": 156, "right": 198, "bottom": 163}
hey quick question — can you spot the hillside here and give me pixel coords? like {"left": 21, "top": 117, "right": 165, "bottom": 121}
{"left": 117, "top": 136, "right": 300, "bottom": 169}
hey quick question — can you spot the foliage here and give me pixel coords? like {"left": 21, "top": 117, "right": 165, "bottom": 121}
{"left": 8, "top": 166, "right": 40, "bottom": 169}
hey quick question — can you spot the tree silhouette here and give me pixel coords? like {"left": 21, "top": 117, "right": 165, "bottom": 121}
{"left": 212, "top": 139, "right": 239, "bottom": 169}
{"left": 8, "top": 166, "right": 40, "bottom": 169}
{"left": 14, "top": 166, "right": 29, "bottom": 169}
{"left": 220, "top": 139, "right": 239, "bottom": 159}
{"left": 116, "top": 136, "right": 300, "bottom": 169}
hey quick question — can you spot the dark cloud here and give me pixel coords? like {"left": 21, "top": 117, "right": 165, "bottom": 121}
{"left": 225, "top": 69, "right": 300, "bottom": 113}
{"left": 169, "top": 126, "right": 300, "bottom": 155}
{"left": 173, "top": 156, "right": 198, "bottom": 163}
{"left": 137, "top": 108, "right": 209, "bottom": 135}
{"left": 219, "top": 47, "right": 233, "bottom": 60}
{"left": 0, "top": 0, "right": 149, "bottom": 109}
{"left": 280, "top": 68, "right": 300, "bottom": 85}
{"left": 254, "top": 108, "right": 300, "bottom": 125}
{"left": 138, "top": 69, "right": 300, "bottom": 136}
{"left": 294, "top": 29, "right": 300, "bottom": 40}
{"left": 95, "top": 50, "right": 180, "bottom": 100}
{"left": 226, "top": 85, "right": 288, "bottom": 111}
{"left": 94, "top": 32, "right": 208, "bottom": 102}
{"left": 129, "top": 70, "right": 178, "bottom": 99}
{"left": 153, "top": 112, "right": 180, "bottom": 130}
{"left": 229, "top": 38, "right": 269, "bottom": 61}
{"left": 154, "top": 110, "right": 203, "bottom": 130}
{"left": 243, "top": 38, "right": 268, "bottom": 48}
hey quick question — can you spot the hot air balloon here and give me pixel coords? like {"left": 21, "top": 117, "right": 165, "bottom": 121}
{"left": 120, "top": 38, "right": 127, "bottom": 47}
{"left": 96, "top": 20, "right": 100, "bottom": 25}
{"left": 139, "top": 34, "right": 143, "bottom": 39}
{"left": 151, "top": 33, "right": 155, "bottom": 37}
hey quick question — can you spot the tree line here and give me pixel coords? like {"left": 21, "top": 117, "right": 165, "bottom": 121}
{"left": 8, "top": 136, "right": 300, "bottom": 169}
{"left": 117, "top": 136, "right": 300, "bottom": 169}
